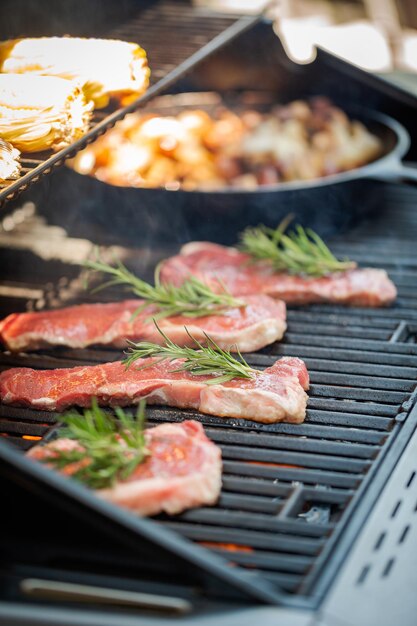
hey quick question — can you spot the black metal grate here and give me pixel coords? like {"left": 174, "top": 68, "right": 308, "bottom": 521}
{"left": 1, "top": 185, "right": 417, "bottom": 599}
{"left": 110, "top": 1, "right": 245, "bottom": 85}
{"left": 0, "top": 1, "right": 257, "bottom": 207}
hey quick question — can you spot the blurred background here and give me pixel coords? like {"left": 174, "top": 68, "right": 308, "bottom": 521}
{"left": 196, "top": 0, "right": 417, "bottom": 93}
{"left": 2, "top": 1, "right": 417, "bottom": 86}
{"left": 1, "top": 0, "right": 416, "bottom": 95}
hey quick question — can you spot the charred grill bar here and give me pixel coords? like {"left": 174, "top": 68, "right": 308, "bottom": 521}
{"left": 0, "top": 3, "right": 417, "bottom": 625}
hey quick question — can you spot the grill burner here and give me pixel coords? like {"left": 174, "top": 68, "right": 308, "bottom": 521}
{"left": 1, "top": 185, "right": 417, "bottom": 613}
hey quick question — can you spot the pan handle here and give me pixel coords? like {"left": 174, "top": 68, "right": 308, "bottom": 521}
{"left": 394, "top": 162, "right": 417, "bottom": 183}
{"left": 370, "top": 161, "right": 417, "bottom": 185}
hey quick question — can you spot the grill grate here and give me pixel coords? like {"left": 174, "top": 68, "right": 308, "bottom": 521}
{"left": 1, "top": 184, "right": 417, "bottom": 599}
{"left": 110, "top": 1, "right": 244, "bottom": 84}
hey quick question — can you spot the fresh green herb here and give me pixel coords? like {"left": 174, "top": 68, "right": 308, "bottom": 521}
{"left": 84, "top": 250, "right": 245, "bottom": 320}
{"left": 42, "top": 399, "right": 149, "bottom": 489}
{"left": 124, "top": 321, "right": 255, "bottom": 385}
{"left": 239, "top": 215, "right": 356, "bottom": 277}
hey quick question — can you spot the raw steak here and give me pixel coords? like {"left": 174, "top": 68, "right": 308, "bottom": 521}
{"left": 0, "top": 295, "right": 286, "bottom": 353}
{"left": 0, "top": 356, "right": 309, "bottom": 424}
{"left": 27, "top": 420, "right": 222, "bottom": 516}
{"left": 160, "top": 242, "right": 397, "bottom": 307}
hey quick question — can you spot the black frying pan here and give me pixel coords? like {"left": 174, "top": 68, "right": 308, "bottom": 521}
{"left": 36, "top": 93, "right": 417, "bottom": 247}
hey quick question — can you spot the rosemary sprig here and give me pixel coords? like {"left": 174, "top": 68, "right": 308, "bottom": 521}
{"left": 84, "top": 251, "right": 245, "bottom": 320}
{"left": 239, "top": 215, "right": 356, "bottom": 277}
{"left": 42, "top": 399, "right": 149, "bottom": 489}
{"left": 124, "top": 321, "right": 255, "bottom": 385}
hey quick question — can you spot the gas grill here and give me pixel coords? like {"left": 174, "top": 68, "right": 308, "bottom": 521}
{"left": 1, "top": 3, "right": 417, "bottom": 625}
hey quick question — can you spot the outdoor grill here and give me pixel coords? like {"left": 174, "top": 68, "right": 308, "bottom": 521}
{"left": 1, "top": 3, "right": 417, "bottom": 626}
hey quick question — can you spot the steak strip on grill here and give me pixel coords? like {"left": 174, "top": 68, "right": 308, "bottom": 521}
{"left": 160, "top": 242, "right": 397, "bottom": 307}
{"left": 27, "top": 420, "right": 222, "bottom": 516}
{"left": 0, "top": 295, "right": 286, "bottom": 353}
{"left": 0, "top": 356, "right": 309, "bottom": 424}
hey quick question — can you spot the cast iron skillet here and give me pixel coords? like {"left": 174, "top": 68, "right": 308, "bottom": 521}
{"left": 38, "top": 93, "right": 417, "bottom": 246}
